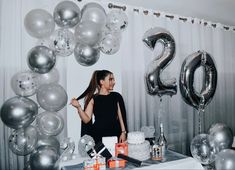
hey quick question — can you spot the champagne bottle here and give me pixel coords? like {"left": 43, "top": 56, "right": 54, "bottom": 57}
{"left": 157, "top": 123, "right": 167, "bottom": 157}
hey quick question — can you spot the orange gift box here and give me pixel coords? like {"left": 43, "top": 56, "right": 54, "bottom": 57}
{"left": 108, "top": 158, "right": 126, "bottom": 168}
{"left": 115, "top": 143, "right": 128, "bottom": 156}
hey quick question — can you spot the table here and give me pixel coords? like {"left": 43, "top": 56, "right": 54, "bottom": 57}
{"left": 60, "top": 150, "right": 204, "bottom": 170}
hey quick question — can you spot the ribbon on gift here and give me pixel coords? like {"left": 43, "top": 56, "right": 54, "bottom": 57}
{"left": 90, "top": 147, "right": 106, "bottom": 158}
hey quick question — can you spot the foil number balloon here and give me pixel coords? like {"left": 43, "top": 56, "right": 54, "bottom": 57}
{"left": 143, "top": 27, "right": 177, "bottom": 97}
{"left": 179, "top": 51, "right": 217, "bottom": 110}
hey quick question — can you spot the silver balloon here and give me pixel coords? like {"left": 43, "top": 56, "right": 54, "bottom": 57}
{"left": 215, "top": 149, "right": 235, "bottom": 170}
{"left": 179, "top": 51, "right": 217, "bottom": 110}
{"left": 24, "top": 9, "right": 55, "bottom": 38}
{"left": 50, "top": 28, "right": 75, "bottom": 56}
{"left": 106, "top": 9, "right": 128, "bottom": 31}
{"left": 208, "top": 123, "right": 233, "bottom": 153}
{"left": 37, "top": 68, "right": 60, "bottom": 85}
{"left": 143, "top": 27, "right": 177, "bottom": 96}
{"left": 81, "top": 2, "right": 106, "bottom": 28}
{"left": 74, "top": 43, "right": 100, "bottom": 66}
{"left": 99, "top": 33, "right": 120, "bottom": 55}
{"left": 27, "top": 46, "right": 56, "bottom": 74}
{"left": 53, "top": 1, "right": 81, "bottom": 28}
{"left": 0, "top": 96, "right": 38, "bottom": 129}
{"left": 78, "top": 135, "right": 95, "bottom": 157}
{"left": 11, "top": 70, "right": 38, "bottom": 97}
{"left": 36, "top": 83, "right": 68, "bottom": 112}
{"left": 29, "top": 146, "right": 59, "bottom": 170}
{"left": 59, "top": 138, "right": 75, "bottom": 161}
{"left": 74, "top": 21, "right": 102, "bottom": 46}
{"left": 36, "top": 135, "right": 60, "bottom": 153}
{"left": 37, "top": 111, "right": 64, "bottom": 136}
{"left": 190, "top": 133, "right": 217, "bottom": 165}
{"left": 8, "top": 126, "right": 38, "bottom": 156}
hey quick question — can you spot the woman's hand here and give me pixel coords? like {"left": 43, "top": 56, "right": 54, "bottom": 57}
{"left": 119, "top": 132, "right": 127, "bottom": 143}
{"left": 70, "top": 98, "right": 81, "bottom": 109}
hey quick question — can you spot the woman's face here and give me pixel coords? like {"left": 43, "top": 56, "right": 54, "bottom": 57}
{"left": 101, "top": 73, "right": 115, "bottom": 91}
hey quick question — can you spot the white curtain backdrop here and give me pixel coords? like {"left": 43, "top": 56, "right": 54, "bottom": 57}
{"left": 1, "top": 0, "right": 235, "bottom": 169}
{"left": 119, "top": 5, "right": 235, "bottom": 155}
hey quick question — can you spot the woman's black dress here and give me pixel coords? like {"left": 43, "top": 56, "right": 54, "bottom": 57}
{"left": 81, "top": 92, "right": 128, "bottom": 144}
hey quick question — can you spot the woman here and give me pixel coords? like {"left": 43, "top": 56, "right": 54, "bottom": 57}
{"left": 70, "top": 70, "right": 128, "bottom": 143}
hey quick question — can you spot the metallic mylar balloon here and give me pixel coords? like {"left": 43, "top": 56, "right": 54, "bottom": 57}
{"left": 215, "top": 149, "right": 235, "bottom": 170}
{"left": 36, "top": 83, "right": 68, "bottom": 112}
{"left": 74, "top": 43, "right": 100, "bottom": 66}
{"left": 179, "top": 51, "right": 217, "bottom": 110}
{"left": 50, "top": 28, "right": 75, "bottom": 56}
{"left": 59, "top": 138, "right": 75, "bottom": 161}
{"left": 24, "top": 9, "right": 55, "bottom": 38}
{"left": 0, "top": 96, "right": 38, "bottom": 129}
{"left": 53, "top": 1, "right": 81, "bottom": 28}
{"left": 37, "top": 112, "right": 64, "bottom": 136}
{"left": 78, "top": 135, "right": 95, "bottom": 157}
{"left": 8, "top": 126, "right": 38, "bottom": 156}
{"left": 106, "top": 9, "right": 128, "bottom": 31}
{"left": 11, "top": 70, "right": 38, "bottom": 97}
{"left": 37, "top": 68, "right": 60, "bottom": 85}
{"left": 99, "top": 33, "right": 120, "bottom": 55}
{"left": 27, "top": 46, "right": 56, "bottom": 74}
{"left": 74, "top": 21, "right": 102, "bottom": 46}
{"left": 36, "top": 135, "right": 60, "bottom": 153}
{"left": 208, "top": 123, "right": 233, "bottom": 153}
{"left": 29, "top": 146, "right": 59, "bottom": 170}
{"left": 190, "top": 134, "right": 217, "bottom": 165}
{"left": 143, "top": 27, "right": 177, "bottom": 96}
{"left": 81, "top": 2, "right": 106, "bottom": 29}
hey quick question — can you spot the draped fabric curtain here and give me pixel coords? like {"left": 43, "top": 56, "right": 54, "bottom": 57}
{"left": 119, "top": 6, "right": 235, "bottom": 155}
{"left": 0, "top": 0, "right": 67, "bottom": 169}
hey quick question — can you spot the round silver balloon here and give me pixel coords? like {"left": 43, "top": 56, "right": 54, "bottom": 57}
{"left": 0, "top": 96, "right": 38, "bottom": 129}
{"left": 8, "top": 126, "right": 38, "bottom": 156}
{"left": 37, "top": 111, "right": 64, "bottom": 136}
{"left": 215, "top": 149, "right": 235, "bottom": 170}
{"left": 50, "top": 28, "right": 75, "bottom": 56}
{"left": 143, "top": 27, "right": 177, "bottom": 97}
{"left": 36, "top": 83, "right": 68, "bottom": 112}
{"left": 179, "top": 51, "right": 217, "bottom": 110}
{"left": 37, "top": 68, "right": 60, "bottom": 85}
{"left": 81, "top": 2, "right": 106, "bottom": 29}
{"left": 36, "top": 135, "right": 60, "bottom": 153}
{"left": 59, "top": 138, "right": 75, "bottom": 161}
{"left": 74, "top": 43, "right": 100, "bottom": 66}
{"left": 74, "top": 21, "right": 102, "bottom": 46}
{"left": 11, "top": 70, "right": 38, "bottom": 97}
{"left": 27, "top": 46, "right": 56, "bottom": 74}
{"left": 99, "top": 33, "right": 120, "bottom": 55}
{"left": 190, "top": 133, "right": 217, "bottom": 165}
{"left": 29, "top": 146, "right": 59, "bottom": 170}
{"left": 24, "top": 9, "right": 55, "bottom": 38}
{"left": 53, "top": 1, "right": 81, "bottom": 28}
{"left": 208, "top": 123, "right": 233, "bottom": 153}
{"left": 106, "top": 9, "right": 128, "bottom": 31}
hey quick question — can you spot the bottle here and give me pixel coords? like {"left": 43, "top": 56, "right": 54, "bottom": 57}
{"left": 157, "top": 123, "right": 167, "bottom": 158}
{"left": 151, "top": 140, "right": 162, "bottom": 160}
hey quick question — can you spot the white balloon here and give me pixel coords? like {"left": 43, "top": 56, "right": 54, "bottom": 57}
{"left": 37, "top": 68, "right": 60, "bottom": 85}
{"left": 24, "top": 9, "right": 55, "bottom": 38}
{"left": 106, "top": 9, "right": 128, "bottom": 31}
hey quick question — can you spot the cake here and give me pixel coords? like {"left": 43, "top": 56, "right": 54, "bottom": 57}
{"left": 127, "top": 131, "right": 150, "bottom": 161}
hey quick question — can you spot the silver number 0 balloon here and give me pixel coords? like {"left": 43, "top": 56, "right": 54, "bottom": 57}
{"left": 179, "top": 51, "right": 217, "bottom": 110}
{"left": 143, "top": 27, "right": 177, "bottom": 97}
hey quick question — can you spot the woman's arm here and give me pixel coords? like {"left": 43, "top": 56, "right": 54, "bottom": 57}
{"left": 70, "top": 98, "right": 93, "bottom": 123}
{"left": 117, "top": 103, "right": 127, "bottom": 142}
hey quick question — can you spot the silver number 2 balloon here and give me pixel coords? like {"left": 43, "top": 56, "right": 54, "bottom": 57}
{"left": 143, "top": 27, "right": 177, "bottom": 97}
{"left": 179, "top": 51, "right": 217, "bottom": 110}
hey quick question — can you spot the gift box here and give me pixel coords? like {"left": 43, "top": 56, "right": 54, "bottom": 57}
{"left": 84, "top": 157, "right": 106, "bottom": 170}
{"left": 108, "top": 157, "right": 126, "bottom": 168}
{"left": 87, "top": 142, "right": 112, "bottom": 161}
{"left": 115, "top": 143, "right": 128, "bottom": 156}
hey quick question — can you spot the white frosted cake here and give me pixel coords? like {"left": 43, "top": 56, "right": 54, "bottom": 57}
{"left": 127, "top": 131, "right": 150, "bottom": 161}
{"left": 127, "top": 131, "right": 145, "bottom": 144}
